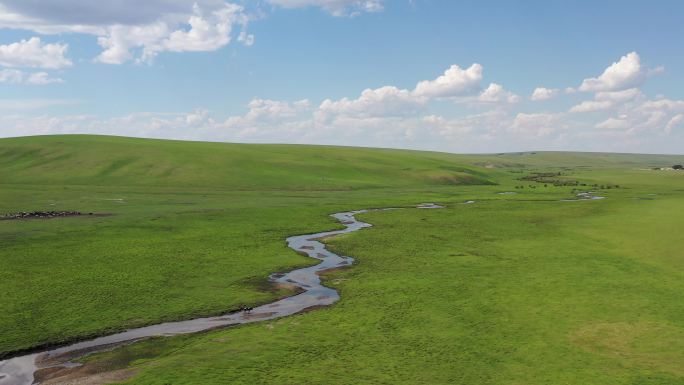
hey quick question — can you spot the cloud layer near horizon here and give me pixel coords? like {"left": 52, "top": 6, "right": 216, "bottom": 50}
{"left": 2, "top": 52, "right": 682, "bottom": 153}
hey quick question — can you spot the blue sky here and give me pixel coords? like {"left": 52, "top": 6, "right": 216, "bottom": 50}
{"left": 1, "top": 0, "right": 683, "bottom": 153}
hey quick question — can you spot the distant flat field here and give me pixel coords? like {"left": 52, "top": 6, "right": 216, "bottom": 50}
{"left": 1, "top": 135, "right": 683, "bottom": 384}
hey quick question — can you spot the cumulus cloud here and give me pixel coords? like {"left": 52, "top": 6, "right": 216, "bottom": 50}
{"left": 164, "top": 4, "right": 243, "bottom": 51}
{"left": 0, "top": 1, "right": 251, "bottom": 65}
{"left": 266, "top": 0, "right": 383, "bottom": 16}
{"left": 477, "top": 83, "right": 520, "bottom": 104}
{"left": 413, "top": 63, "right": 483, "bottom": 98}
{"left": 318, "top": 86, "right": 425, "bottom": 119}
{"left": 220, "top": 62, "right": 515, "bottom": 128}
{"left": 242, "top": 98, "right": 311, "bottom": 121}
{"left": 577, "top": 52, "right": 661, "bottom": 92}
{"left": 96, "top": 3, "right": 250, "bottom": 64}
{"left": 595, "top": 88, "right": 643, "bottom": 103}
{"left": 595, "top": 117, "right": 630, "bottom": 130}
{"left": 665, "top": 114, "right": 684, "bottom": 134}
{"left": 641, "top": 98, "right": 684, "bottom": 112}
{"left": 421, "top": 112, "right": 509, "bottom": 140}
{"left": 0, "top": 37, "right": 71, "bottom": 69}
{"left": 1, "top": 50, "right": 680, "bottom": 153}
{"left": 25, "top": 71, "right": 63, "bottom": 84}
{"left": 530, "top": 87, "right": 559, "bottom": 101}
{"left": 587, "top": 95, "right": 684, "bottom": 136}
{"left": 570, "top": 87, "right": 643, "bottom": 113}
{"left": 570, "top": 100, "right": 614, "bottom": 113}
{"left": 2, "top": 97, "right": 681, "bottom": 153}
{"left": 509, "top": 113, "right": 561, "bottom": 137}
{"left": 422, "top": 115, "right": 472, "bottom": 137}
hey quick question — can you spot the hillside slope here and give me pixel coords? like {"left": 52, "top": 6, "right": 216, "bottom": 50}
{"left": 0, "top": 135, "right": 497, "bottom": 189}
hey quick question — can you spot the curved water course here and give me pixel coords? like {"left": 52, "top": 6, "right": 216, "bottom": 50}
{"left": 0, "top": 204, "right": 442, "bottom": 384}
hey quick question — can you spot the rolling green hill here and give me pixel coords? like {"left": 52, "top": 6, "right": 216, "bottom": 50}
{"left": 1, "top": 135, "right": 683, "bottom": 385}
{"left": 3, "top": 135, "right": 682, "bottom": 189}
{"left": 0, "top": 135, "right": 499, "bottom": 189}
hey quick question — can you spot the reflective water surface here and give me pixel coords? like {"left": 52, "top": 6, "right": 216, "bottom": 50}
{"left": 0, "top": 207, "right": 407, "bottom": 384}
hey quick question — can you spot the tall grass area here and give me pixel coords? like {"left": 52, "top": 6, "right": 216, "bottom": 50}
{"left": 1, "top": 135, "right": 683, "bottom": 384}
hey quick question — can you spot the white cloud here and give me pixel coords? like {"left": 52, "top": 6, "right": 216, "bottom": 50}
{"left": 243, "top": 98, "right": 311, "bottom": 121}
{"left": 0, "top": 69, "right": 63, "bottom": 84}
{"left": 223, "top": 63, "right": 515, "bottom": 129}
{"left": 1, "top": 99, "right": 681, "bottom": 154}
{"left": 641, "top": 98, "right": 684, "bottom": 112}
{"left": 0, "top": 37, "right": 71, "bottom": 69}
{"left": 237, "top": 30, "right": 255, "bottom": 46}
{"left": 184, "top": 108, "right": 210, "bottom": 125}
{"left": 595, "top": 117, "right": 630, "bottom": 130}
{"left": 509, "top": 113, "right": 561, "bottom": 137}
{"left": 570, "top": 88, "right": 642, "bottom": 113}
{"left": 0, "top": 2, "right": 251, "bottom": 65}
{"left": 588, "top": 96, "right": 684, "bottom": 136}
{"left": 413, "top": 63, "right": 483, "bottom": 98}
{"left": 218, "top": 98, "right": 313, "bottom": 139}
{"left": 26, "top": 71, "right": 64, "bottom": 84}
{"left": 665, "top": 114, "right": 683, "bottom": 134}
{"left": 477, "top": 83, "right": 519, "bottom": 104}
{"left": 318, "top": 86, "right": 425, "bottom": 119}
{"left": 635, "top": 98, "right": 684, "bottom": 134}
{"left": 595, "top": 88, "right": 642, "bottom": 103}
{"left": 0, "top": 52, "right": 680, "bottom": 154}
{"left": 569, "top": 100, "right": 613, "bottom": 113}
{"left": 96, "top": 3, "right": 249, "bottom": 64}
{"left": 577, "top": 52, "right": 659, "bottom": 92}
{"left": 266, "top": 0, "right": 383, "bottom": 16}
{"left": 530, "top": 87, "right": 559, "bottom": 101}
{"left": 421, "top": 114, "right": 473, "bottom": 137}
{"left": 163, "top": 3, "right": 243, "bottom": 51}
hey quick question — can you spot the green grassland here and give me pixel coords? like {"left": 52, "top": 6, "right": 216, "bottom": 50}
{"left": 1, "top": 135, "right": 683, "bottom": 384}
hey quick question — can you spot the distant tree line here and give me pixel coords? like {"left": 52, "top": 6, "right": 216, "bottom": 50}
{"left": 653, "top": 165, "right": 683, "bottom": 170}
{"left": 519, "top": 172, "right": 581, "bottom": 186}
{"left": 517, "top": 171, "right": 620, "bottom": 190}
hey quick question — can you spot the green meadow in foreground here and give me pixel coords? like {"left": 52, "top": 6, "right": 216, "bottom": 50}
{"left": 1, "top": 135, "right": 683, "bottom": 384}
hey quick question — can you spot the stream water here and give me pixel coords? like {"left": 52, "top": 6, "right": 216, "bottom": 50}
{"left": 0, "top": 205, "right": 443, "bottom": 384}
{"left": 0, "top": 195, "right": 609, "bottom": 384}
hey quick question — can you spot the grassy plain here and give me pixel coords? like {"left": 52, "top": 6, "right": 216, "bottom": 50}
{"left": 1, "top": 135, "right": 683, "bottom": 384}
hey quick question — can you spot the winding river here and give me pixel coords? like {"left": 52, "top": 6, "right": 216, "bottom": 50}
{"left": 0, "top": 193, "right": 607, "bottom": 384}
{"left": 0, "top": 204, "right": 443, "bottom": 385}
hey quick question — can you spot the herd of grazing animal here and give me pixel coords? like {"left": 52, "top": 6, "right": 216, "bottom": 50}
{"left": 1, "top": 211, "right": 89, "bottom": 220}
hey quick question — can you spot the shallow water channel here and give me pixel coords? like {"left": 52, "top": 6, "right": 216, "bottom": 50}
{"left": 0, "top": 205, "right": 443, "bottom": 384}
